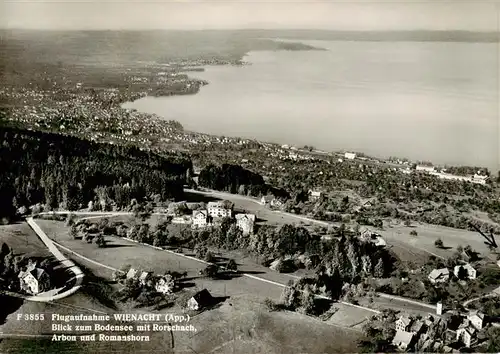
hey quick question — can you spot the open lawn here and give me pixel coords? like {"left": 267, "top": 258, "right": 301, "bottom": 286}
{"left": 185, "top": 295, "right": 361, "bottom": 354}
{"left": 381, "top": 221, "right": 497, "bottom": 259}
{"left": 0, "top": 222, "right": 52, "bottom": 259}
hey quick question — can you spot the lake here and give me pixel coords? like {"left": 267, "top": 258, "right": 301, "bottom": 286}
{"left": 123, "top": 40, "right": 499, "bottom": 170}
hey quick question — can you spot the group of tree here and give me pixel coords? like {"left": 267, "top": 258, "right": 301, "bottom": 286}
{"left": 198, "top": 163, "right": 289, "bottom": 200}
{"left": 0, "top": 126, "right": 192, "bottom": 221}
{"left": 314, "top": 233, "right": 395, "bottom": 299}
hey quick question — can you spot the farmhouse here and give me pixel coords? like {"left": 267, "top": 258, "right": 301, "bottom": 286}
{"left": 187, "top": 289, "right": 213, "bottom": 311}
{"left": 308, "top": 190, "right": 322, "bottom": 202}
{"left": 235, "top": 213, "right": 256, "bottom": 235}
{"left": 428, "top": 268, "right": 450, "bottom": 284}
{"left": 453, "top": 263, "right": 477, "bottom": 280}
{"left": 18, "top": 264, "right": 51, "bottom": 295}
{"left": 207, "top": 201, "right": 233, "bottom": 218}
{"left": 192, "top": 210, "right": 213, "bottom": 229}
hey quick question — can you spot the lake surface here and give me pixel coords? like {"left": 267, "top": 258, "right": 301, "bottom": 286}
{"left": 123, "top": 40, "right": 499, "bottom": 170}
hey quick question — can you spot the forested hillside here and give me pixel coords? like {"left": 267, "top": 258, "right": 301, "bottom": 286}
{"left": 0, "top": 127, "right": 192, "bottom": 221}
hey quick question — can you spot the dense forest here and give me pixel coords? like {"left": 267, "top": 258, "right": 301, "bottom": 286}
{"left": 198, "top": 163, "right": 290, "bottom": 200}
{"left": 0, "top": 127, "right": 192, "bottom": 221}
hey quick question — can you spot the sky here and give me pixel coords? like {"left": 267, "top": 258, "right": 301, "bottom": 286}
{"left": 1, "top": 0, "right": 498, "bottom": 31}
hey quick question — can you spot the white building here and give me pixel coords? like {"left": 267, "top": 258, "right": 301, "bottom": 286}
{"left": 126, "top": 268, "right": 139, "bottom": 280}
{"left": 308, "top": 190, "right": 322, "bottom": 201}
{"left": 260, "top": 196, "right": 284, "bottom": 208}
{"left": 18, "top": 265, "right": 51, "bottom": 295}
{"left": 472, "top": 174, "right": 488, "bottom": 185}
{"left": 187, "top": 289, "right": 213, "bottom": 311}
{"left": 207, "top": 201, "right": 233, "bottom": 218}
{"left": 396, "top": 316, "right": 412, "bottom": 332}
{"left": 139, "top": 271, "right": 153, "bottom": 286}
{"left": 344, "top": 152, "right": 356, "bottom": 160}
{"left": 155, "top": 275, "right": 174, "bottom": 294}
{"left": 416, "top": 165, "right": 436, "bottom": 173}
{"left": 453, "top": 263, "right": 477, "bottom": 280}
{"left": 192, "top": 210, "right": 212, "bottom": 229}
{"left": 467, "top": 311, "right": 485, "bottom": 330}
{"left": 235, "top": 213, "right": 256, "bottom": 235}
{"left": 392, "top": 330, "right": 415, "bottom": 350}
{"left": 456, "top": 326, "right": 475, "bottom": 348}
{"left": 428, "top": 268, "right": 450, "bottom": 284}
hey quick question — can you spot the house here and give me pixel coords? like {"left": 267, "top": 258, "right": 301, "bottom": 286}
{"left": 139, "top": 271, "right": 153, "bottom": 286}
{"left": 260, "top": 195, "right": 274, "bottom": 205}
{"left": 192, "top": 210, "right": 213, "bottom": 229}
{"left": 453, "top": 263, "right": 477, "bottom": 280}
{"left": 308, "top": 190, "right": 322, "bottom": 202}
{"left": 126, "top": 268, "right": 139, "bottom": 280}
{"left": 260, "top": 196, "right": 284, "bottom": 208}
{"left": 359, "top": 227, "right": 386, "bottom": 247}
{"left": 155, "top": 275, "right": 174, "bottom": 294}
{"left": 187, "top": 289, "right": 213, "bottom": 311}
{"left": 344, "top": 152, "right": 356, "bottom": 160}
{"left": 18, "top": 263, "right": 51, "bottom": 295}
{"left": 207, "top": 201, "right": 233, "bottom": 218}
{"left": 428, "top": 268, "right": 450, "bottom": 284}
{"left": 235, "top": 213, "right": 256, "bottom": 235}
{"left": 396, "top": 315, "right": 413, "bottom": 332}
{"left": 392, "top": 330, "right": 415, "bottom": 350}
{"left": 467, "top": 310, "right": 485, "bottom": 330}
{"left": 456, "top": 326, "right": 476, "bottom": 348}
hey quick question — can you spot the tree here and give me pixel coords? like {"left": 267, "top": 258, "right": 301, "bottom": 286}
{"left": 95, "top": 234, "right": 106, "bottom": 248}
{"left": 457, "top": 266, "right": 468, "bottom": 280}
{"left": 70, "top": 225, "right": 78, "bottom": 239}
{"left": 434, "top": 238, "right": 444, "bottom": 249}
{"left": 204, "top": 251, "right": 215, "bottom": 263}
{"left": 486, "top": 327, "right": 500, "bottom": 352}
{"left": 410, "top": 230, "right": 418, "bottom": 236}
{"left": 374, "top": 259, "right": 385, "bottom": 278}
{"left": 201, "top": 264, "right": 219, "bottom": 278}
{"left": 226, "top": 259, "right": 237, "bottom": 271}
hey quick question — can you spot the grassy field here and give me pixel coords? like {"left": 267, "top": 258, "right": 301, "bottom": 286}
{"left": 0, "top": 222, "right": 53, "bottom": 259}
{"left": 184, "top": 295, "right": 361, "bottom": 354}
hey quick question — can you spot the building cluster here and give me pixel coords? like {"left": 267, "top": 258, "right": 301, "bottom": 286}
{"left": 170, "top": 201, "right": 256, "bottom": 235}
{"left": 124, "top": 268, "right": 175, "bottom": 295}
{"left": 428, "top": 263, "right": 477, "bottom": 284}
{"left": 415, "top": 165, "right": 488, "bottom": 185}
{"left": 392, "top": 309, "right": 488, "bottom": 351}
